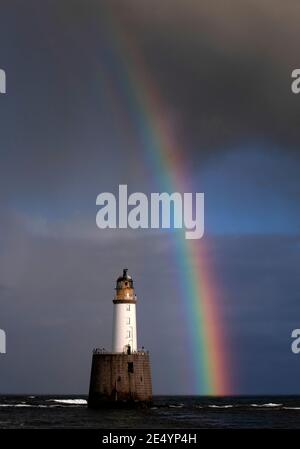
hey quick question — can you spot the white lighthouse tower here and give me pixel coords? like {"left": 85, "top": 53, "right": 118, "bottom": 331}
{"left": 112, "top": 268, "right": 137, "bottom": 353}
{"left": 88, "top": 268, "right": 152, "bottom": 407}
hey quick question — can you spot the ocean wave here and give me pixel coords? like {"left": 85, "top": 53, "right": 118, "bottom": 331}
{"left": 251, "top": 403, "right": 282, "bottom": 408}
{"left": 168, "top": 404, "right": 184, "bottom": 408}
{"left": 0, "top": 403, "right": 53, "bottom": 408}
{"left": 0, "top": 404, "right": 32, "bottom": 408}
{"left": 52, "top": 399, "right": 87, "bottom": 405}
{"left": 208, "top": 405, "right": 233, "bottom": 409}
{"left": 283, "top": 407, "right": 300, "bottom": 410}
{"left": 0, "top": 401, "right": 87, "bottom": 408}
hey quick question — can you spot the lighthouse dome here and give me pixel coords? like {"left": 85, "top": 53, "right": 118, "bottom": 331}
{"left": 116, "top": 268, "right": 134, "bottom": 289}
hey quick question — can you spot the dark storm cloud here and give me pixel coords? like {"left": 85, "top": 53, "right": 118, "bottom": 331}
{"left": 1, "top": 0, "right": 300, "bottom": 189}
{"left": 110, "top": 0, "right": 300, "bottom": 157}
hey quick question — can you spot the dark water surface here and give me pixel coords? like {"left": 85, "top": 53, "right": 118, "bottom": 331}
{"left": 0, "top": 395, "right": 300, "bottom": 429}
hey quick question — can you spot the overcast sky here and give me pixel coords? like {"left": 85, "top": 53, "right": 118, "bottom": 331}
{"left": 0, "top": 0, "right": 300, "bottom": 395}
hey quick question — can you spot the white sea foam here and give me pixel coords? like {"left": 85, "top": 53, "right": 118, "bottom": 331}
{"left": 208, "top": 405, "right": 233, "bottom": 409}
{"left": 169, "top": 404, "right": 184, "bottom": 408}
{"left": 0, "top": 404, "right": 32, "bottom": 408}
{"left": 52, "top": 399, "right": 87, "bottom": 405}
{"left": 283, "top": 407, "right": 300, "bottom": 410}
{"left": 251, "top": 403, "right": 282, "bottom": 408}
{"left": 0, "top": 401, "right": 87, "bottom": 408}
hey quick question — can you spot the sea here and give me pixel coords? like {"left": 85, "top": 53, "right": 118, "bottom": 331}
{"left": 0, "top": 396, "right": 300, "bottom": 429}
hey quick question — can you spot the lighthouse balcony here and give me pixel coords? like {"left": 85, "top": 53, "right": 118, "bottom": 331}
{"left": 93, "top": 348, "right": 149, "bottom": 355}
{"left": 114, "top": 293, "right": 137, "bottom": 300}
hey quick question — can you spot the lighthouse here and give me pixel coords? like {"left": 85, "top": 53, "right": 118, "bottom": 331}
{"left": 113, "top": 268, "right": 137, "bottom": 353}
{"left": 88, "top": 269, "right": 152, "bottom": 407}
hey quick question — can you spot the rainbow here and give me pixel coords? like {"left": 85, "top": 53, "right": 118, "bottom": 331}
{"left": 99, "top": 7, "right": 230, "bottom": 395}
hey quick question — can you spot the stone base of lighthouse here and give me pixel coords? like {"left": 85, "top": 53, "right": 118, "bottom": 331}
{"left": 88, "top": 351, "right": 152, "bottom": 408}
